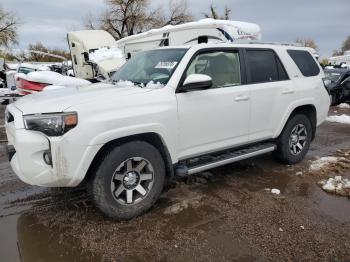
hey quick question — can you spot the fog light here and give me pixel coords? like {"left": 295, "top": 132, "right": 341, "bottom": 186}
{"left": 43, "top": 151, "right": 52, "bottom": 166}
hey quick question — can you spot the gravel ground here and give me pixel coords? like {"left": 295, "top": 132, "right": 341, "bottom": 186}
{"left": 0, "top": 105, "right": 350, "bottom": 262}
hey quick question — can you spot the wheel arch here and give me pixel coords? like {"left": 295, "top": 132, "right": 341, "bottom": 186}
{"left": 83, "top": 132, "right": 174, "bottom": 186}
{"left": 277, "top": 104, "right": 317, "bottom": 140}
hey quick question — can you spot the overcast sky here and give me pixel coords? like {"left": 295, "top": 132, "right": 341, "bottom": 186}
{"left": 3, "top": 0, "right": 350, "bottom": 57}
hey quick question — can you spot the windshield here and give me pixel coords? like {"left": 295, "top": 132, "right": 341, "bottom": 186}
{"left": 111, "top": 49, "right": 187, "bottom": 86}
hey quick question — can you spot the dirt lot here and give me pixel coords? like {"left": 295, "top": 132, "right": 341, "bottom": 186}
{"left": 1, "top": 105, "right": 350, "bottom": 262}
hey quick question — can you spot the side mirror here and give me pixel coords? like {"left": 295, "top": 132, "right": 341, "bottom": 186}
{"left": 181, "top": 74, "right": 212, "bottom": 92}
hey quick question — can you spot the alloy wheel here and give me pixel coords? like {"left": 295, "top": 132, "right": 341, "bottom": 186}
{"left": 111, "top": 157, "right": 154, "bottom": 205}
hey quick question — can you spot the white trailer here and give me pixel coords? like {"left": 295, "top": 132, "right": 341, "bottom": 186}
{"left": 329, "top": 51, "right": 350, "bottom": 66}
{"left": 117, "top": 19, "right": 261, "bottom": 57}
{"left": 67, "top": 19, "right": 261, "bottom": 80}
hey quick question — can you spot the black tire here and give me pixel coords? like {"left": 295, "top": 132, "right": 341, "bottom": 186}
{"left": 89, "top": 141, "right": 165, "bottom": 220}
{"left": 274, "top": 114, "right": 312, "bottom": 165}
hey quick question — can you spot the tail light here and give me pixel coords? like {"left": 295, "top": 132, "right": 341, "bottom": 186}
{"left": 20, "top": 79, "right": 49, "bottom": 92}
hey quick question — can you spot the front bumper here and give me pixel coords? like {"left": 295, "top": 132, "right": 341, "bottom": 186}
{"left": 6, "top": 145, "right": 16, "bottom": 161}
{"left": 5, "top": 104, "right": 101, "bottom": 187}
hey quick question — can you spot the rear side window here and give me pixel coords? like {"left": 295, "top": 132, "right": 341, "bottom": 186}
{"left": 246, "top": 49, "right": 288, "bottom": 84}
{"left": 287, "top": 50, "right": 320, "bottom": 77}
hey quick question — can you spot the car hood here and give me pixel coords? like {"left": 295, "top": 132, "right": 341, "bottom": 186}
{"left": 14, "top": 83, "right": 153, "bottom": 115}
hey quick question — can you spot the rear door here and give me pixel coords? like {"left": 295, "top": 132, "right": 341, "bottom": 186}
{"left": 176, "top": 48, "right": 250, "bottom": 159}
{"left": 244, "top": 48, "right": 294, "bottom": 142}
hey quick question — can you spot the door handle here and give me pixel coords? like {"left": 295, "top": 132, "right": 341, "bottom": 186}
{"left": 282, "top": 90, "right": 294, "bottom": 95}
{"left": 234, "top": 96, "right": 249, "bottom": 102}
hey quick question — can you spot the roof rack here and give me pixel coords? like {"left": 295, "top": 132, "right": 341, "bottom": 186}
{"left": 234, "top": 40, "right": 302, "bottom": 47}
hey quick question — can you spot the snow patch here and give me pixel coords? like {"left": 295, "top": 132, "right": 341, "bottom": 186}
{"left": 89, "top": 46, "right": 124, "bottom": 63}
{"left": 318, "top": 176, "right": 350, "bottom": 197}
{"left": 271, "top": 188, "right": 281, "bottom": 195}
{"left": 43, "top": 85, "right": 66, "bottom": 91}
{"left": 25, "top": 71, "right": 91, "bottom": 87}
{"left": 326, "top": 114, "right": 350, "bottom": 124}
{"left": 112, "top": 80, "right": 164, "bottom": 89}
{"left": 145, "top": 81, "right": 164, "bottom": 89}
{"left": 337, "top": 103, "right": 350, "bottom": 109}
{"left": 113, "top": 80, "right": 136, "bottom": 88}
{"left": 309, "top": 157, "right": 339, "bottom": 171}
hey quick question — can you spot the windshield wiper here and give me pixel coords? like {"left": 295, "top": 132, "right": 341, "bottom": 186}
{"left": 132, "top": 81, "right": 145, "bottom": 87}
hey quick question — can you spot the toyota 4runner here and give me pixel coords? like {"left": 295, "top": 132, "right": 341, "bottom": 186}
{"left": 5, "top": 43, "right": 330, "bottom": 220}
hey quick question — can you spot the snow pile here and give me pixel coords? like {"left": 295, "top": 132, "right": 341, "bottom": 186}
{"left": 338, "top": 103, "right": 350, "bottom": 109}
{"left": 309, "top": 157, "right": 340, "bottom": 171}
{"left": 26, "top": 71, "right": 91, "bottom": 87}
{"left": 89, "top": 46, "right": 124, "bottom": 63}
{"left": 318, "top": 176, "right": 350, "bottom": 197}
{"left": 326, "top": 114, "right": 350, "bottom": 124}
{"left": 145, "top": 81, "right": 164, "bottom": 89}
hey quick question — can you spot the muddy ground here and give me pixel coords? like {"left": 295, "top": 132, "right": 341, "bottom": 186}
{"left": 0, "top": 105, "right": 350, "bottom": 262}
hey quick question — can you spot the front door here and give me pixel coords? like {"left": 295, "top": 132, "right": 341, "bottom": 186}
{"left": 176, "top": 49, "right": 250, "bottom": 160}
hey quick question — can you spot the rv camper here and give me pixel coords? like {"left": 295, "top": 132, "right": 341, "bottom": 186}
{"left": 67, "top": 19, "right": 261, "bottom": 81}
{"left": 116, "top": 19, "right": 261, "bottom": 57}
{"left": 329, "top": 51, "right": 350, "bottom": 66}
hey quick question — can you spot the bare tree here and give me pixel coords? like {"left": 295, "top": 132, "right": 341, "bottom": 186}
{"left": 295, "top": 37, "right": 318, "bottom": 50}
{"left": 0, "top": 6, "right": 18, "bottom": 47}
{"left": 332, "top": 35, "right": 350, "bottom": 56}
{"left": 84, "top": 13, "right": 99, "bottom": 30}
{"left": 332, "top": 49, "right": 343, "bottom": 56}
{"left": 85, "top": 0, "right": 193, "bottom": 39}
{"left": 159, "top": 0, "right": 193, "bottom": 26}
{"left": 340, "top": 35, "right": 350, "bottom": 53}
{"left": 26, "top": 42, "right": 70, "bottom": 62}
{"left": 203, "top": 4, "right": 231, "bottom": 20}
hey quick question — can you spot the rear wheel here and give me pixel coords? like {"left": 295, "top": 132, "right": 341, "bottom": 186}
{"left": 89, "top": 141, "right": 165, "bottom": 220}
{"left": 275, "top": 114, "right": 312, "bottom": 164}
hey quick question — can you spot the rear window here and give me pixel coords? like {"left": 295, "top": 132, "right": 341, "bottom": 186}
{"left": 246, "top": 49, "right": 288, "bottom": 84}
{"left": 18, "top": 67, "right": 35, "bottom": 75}
{"left": 287, "top": 50, "right": 320, "bottom": 77}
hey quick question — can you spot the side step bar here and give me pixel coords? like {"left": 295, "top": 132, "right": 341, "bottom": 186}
{"left": 176, "top": 143, "right": 276, "bottom": 177}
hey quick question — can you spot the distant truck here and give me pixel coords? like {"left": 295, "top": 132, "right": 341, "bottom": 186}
{"left": 67, "top": 19, "right": 262, "bottom": 81}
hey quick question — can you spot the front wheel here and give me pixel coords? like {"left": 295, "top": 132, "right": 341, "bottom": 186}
{"left": 274, "top": 114, "right": 312, "bottom": 164}
{"left": 89, "top": 141, "right": 165, "bottom": 220}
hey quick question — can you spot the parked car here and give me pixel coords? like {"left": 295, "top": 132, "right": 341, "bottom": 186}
{"left": 16, "top": 71, "right": 91, "bottom": 95}
{"left": 324, "top": 67, "right": 350, "bottom": 105}
{"left": 5, "top": 43, "right": 330, "bottom": 220}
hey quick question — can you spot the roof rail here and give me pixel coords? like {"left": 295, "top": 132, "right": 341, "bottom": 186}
{"left": 235, "top": 40, "right": 303, "bottom": 46}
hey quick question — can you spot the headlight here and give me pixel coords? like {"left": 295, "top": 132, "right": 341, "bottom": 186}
{"left": 23, "top": 112, "right": 78, "bottom": 136}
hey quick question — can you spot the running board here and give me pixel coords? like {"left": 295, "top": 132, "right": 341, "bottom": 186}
{"left": 175, "top": 143, "right": 276, "bottom": 177}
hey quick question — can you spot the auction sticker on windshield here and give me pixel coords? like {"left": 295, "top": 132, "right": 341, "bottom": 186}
{"left": 155, "top": 61, "right": 178, "bottom": 69}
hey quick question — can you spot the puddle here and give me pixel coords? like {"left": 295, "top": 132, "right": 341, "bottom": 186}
{"left": 206, "top": 155, "right": 297, "bottom": 195}
{"left": 311, "top": 186, "right": 350, "bottom": 223}
{"left": 0, "top": 214, "right": 100, "bottom": 262}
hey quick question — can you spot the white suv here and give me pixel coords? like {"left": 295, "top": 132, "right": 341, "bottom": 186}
{"left": 5, "top": 43, "right": 330, "bottom": 220}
